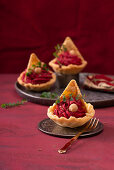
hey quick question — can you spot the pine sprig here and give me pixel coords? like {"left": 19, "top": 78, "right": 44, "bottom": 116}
{"left": 1, "top": 99, "right": 27, "bottom": 109}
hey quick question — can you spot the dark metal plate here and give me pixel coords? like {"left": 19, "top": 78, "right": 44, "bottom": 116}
{"left": 15, "top": 73, "right": 114, "bottom": 108}
{"left": 38, "top": 118, "right": 103, "bottom": 138}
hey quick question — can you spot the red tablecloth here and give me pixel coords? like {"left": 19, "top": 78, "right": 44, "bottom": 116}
{"left": 0, "top": 74, "right": 114, "bottom": 170}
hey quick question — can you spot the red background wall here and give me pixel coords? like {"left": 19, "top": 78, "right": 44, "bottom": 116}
{"left": 0, "top": 0, "right": 114, "bottom": 74}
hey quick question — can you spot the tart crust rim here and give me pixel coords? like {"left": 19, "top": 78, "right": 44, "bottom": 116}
{"left": 49, "top": 58, "right": 87, "bottom": 75}
{"left": 47, "top": 102, "right": 95, "bottom": 128}
{"left": 17, "top": 70, "right": 56, "bottom": 91}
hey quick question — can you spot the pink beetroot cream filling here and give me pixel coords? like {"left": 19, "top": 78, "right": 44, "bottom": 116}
{"left": 55, "top": 51, "right": 82, "bottom": 66}
{"left": 22, "top": 70, "right": 52, "bottom": 84}
{"left": 87, "top": 74, "right": 114, "bottom": 86}
{"left": 54, "top": 98, "right": 86, "bottom": 119}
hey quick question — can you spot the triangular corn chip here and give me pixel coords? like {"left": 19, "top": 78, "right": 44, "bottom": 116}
{"left": 60, "top": 79, "right": 82, "bottom": 98}
{"left": 27, "top": 53, "right": 40, "bottom": 71}
{"left": 61, "top": 37, "right": 84, "bottom": 61}
{"left": 62, "top": 37, "right": 77, "bottom": 51}
{"left": 60, "top": 79, "right": 86, "bottom": 110}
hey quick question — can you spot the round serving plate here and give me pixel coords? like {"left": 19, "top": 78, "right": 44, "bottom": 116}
{"left": 38, "top": 118, "right": 103, "bottom": 138}
{"left": 15, "top": 73, "right": 114, "bottom": 108}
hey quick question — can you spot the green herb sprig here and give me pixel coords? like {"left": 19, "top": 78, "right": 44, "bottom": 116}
{"left": 40, "top": 92, "right": 58, "bottom": 99}
{"left": 55, "top": 98, "right": 60, "bottom": 104}
{"left": 62, "top": 95, "right": 66, "bottom": 102}
{"left": 26, "top": 68, "right": 32, "bottom": 76}
{"left": 69, "top": 93, "right": 74, "bottom": 101}
{"left": 55, "top": 93, "right": 87, "bottom": 105}
{"left": 37, "top": 61, "right": 41, "bottom": 67}
{"left": 26, "top": 62, "right": 41, "bottom": 76}
{"left": 42, "top": 63, "right": 49, "bottom": 71}
{"left": 53, "top": 44, "right": 67, "bottom": 58}
{"left": 26, "top": 61, "right": 49, "bottom": 76}
{"left": 75, "top": 94, "right": 80, "bottom": 100}
{"left": 1, "top": 99, "right": 27, "bottom": 109}
{"left": 63, "top": 45, "right": 67, "bottom": 52}
{"left": 75, "top": 94, "right": 86, "bottom": 100}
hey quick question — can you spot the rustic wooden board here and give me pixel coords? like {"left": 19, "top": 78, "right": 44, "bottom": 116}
{"left": 15, "top": 73, "right": 114, "bottom": 108}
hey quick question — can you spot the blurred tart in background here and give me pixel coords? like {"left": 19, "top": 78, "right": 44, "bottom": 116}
{"left": 49, "top": 37, "right": 87, "bottom": 75}
{"left": 17, "top": 53, "right": 56, "bottom": 91}
{"left": 84, "top": 74, "right": 114, "bottom": 92}
{"left": 47, "top": 79, "right": 95, "bottom": 128}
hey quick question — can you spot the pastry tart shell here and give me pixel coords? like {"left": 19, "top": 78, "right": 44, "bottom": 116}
{"left": 17, "top": 71, "right": 56, "bottom": 91}
{"left": 49, "top": 58, "right": 87, "bottom": 75}
{"left": 47, "top": 102, "right": 95, "bottom": 128}
{"left": 49, "top": 37, "right": 87, "bottom": 75}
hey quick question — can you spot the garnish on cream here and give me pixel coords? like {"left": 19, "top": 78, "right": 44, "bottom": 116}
{"left": 53, "top": 44, "right": 82, "bottom": 66}
{"left": 22, "top": 62, "right": 52, "bottom": 85}
{"left": 55, "top": 51, "right": 82, "bottom": 66}
{"left": 54, "top": 94, "right": 86, "bottom": 119}
{"left": 17, "top": 53, "right": 56, "bottom": 91}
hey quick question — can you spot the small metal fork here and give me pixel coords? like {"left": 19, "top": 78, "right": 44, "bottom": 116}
{"left": 58, "top": 118, "right": 99, "bottom": 154}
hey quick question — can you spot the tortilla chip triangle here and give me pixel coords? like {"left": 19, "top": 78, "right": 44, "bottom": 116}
{"left": 61, "top": 37, "right": 84, "bottom": 61}
{"left": 62, "top": 37, "right": 77, "bottom": 51}
{"left": 60, "top": 79, "right": 82, "bottom": 99}
{"left": 27, "top": 53, "right": 40, "bottom": 71}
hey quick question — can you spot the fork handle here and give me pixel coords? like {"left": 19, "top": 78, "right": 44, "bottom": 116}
{"left": 58, "top": 131, "right": 84, "bottom": 154}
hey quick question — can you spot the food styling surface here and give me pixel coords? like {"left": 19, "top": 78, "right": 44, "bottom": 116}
{"left": 38, "top": 118, "right": 103, "bottom": 138}
{"left": 15, "top": 73, "right": 114, "bottom": 108}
